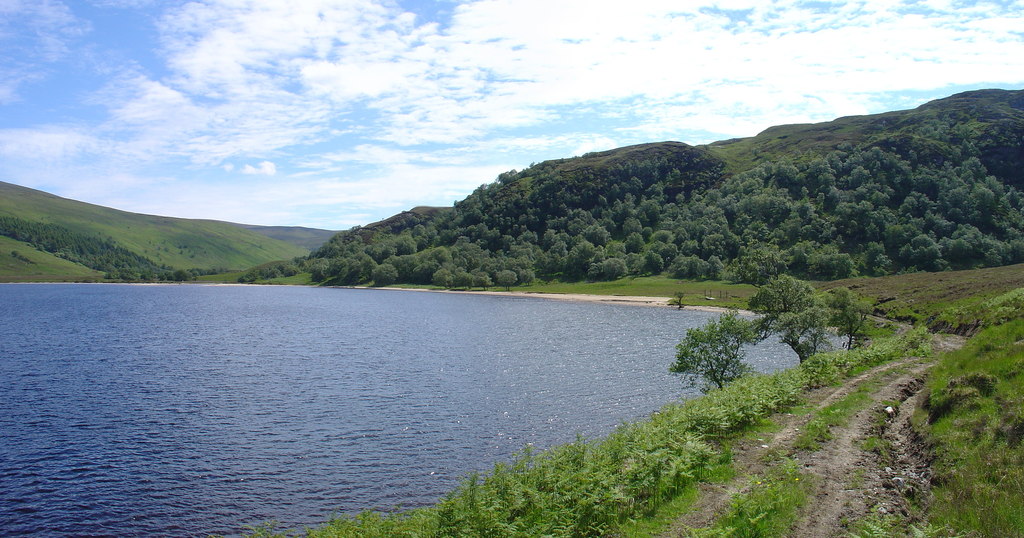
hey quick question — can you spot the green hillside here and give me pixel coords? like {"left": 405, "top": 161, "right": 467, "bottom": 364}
{"left": 295, "top": 89, "right": 1024, "bottom": 289}
{"left": 0, "top": 235, "right": 103, "bottom": 282}
{"left": 232, "top": 224, "right": 337, "bottom": 250}
{"left": 708, "top": 88, "right": 1024, "bottom": 180}
{"left": 0, "top": 181, "right": 310, "bottom": 278}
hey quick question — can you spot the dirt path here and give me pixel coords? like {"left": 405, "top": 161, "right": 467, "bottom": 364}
{"left": 660, "top": 334, "right": 964, "bottom": 537}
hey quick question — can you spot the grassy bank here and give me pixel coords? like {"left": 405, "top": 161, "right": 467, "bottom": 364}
{"left": 920, "top": 307, "right": 1024, "bottom": 536}
{"left": 247, "top": 329, "right": 928, "bottom": 537}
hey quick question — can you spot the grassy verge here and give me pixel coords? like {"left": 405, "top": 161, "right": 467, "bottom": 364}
{"left": 920, "top": 316, "right": 1024, "bottom": 536}
{"left": 691, "top": 459, "right": 813, "bottom": 537}
{"left": 244, "top": 329, "right": 929, "bottom": 537}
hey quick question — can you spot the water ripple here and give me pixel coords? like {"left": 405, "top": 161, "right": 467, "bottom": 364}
{"left": 0, "top": 284, "right": 797, "bottom": 536}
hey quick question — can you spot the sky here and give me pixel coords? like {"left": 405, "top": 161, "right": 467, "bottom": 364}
{"left": 1, "top": 0, "right": 1022, "bottom": 230}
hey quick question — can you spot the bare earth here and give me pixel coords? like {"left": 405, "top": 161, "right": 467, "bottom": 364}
{"left": 660, "top": 334, "right": 965, "bottom": 537}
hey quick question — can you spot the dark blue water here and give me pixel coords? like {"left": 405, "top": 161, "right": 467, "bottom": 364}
{"left": 0, "top": 284, "right": 796, "bottom": 536}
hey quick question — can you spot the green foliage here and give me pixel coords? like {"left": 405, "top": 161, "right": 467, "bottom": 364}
{"left": 302, "top": 91, "right": 1024, "bottom": 290}
{"left": 371, "top": 263, "right": 399, "bottom": 286}
{"left": 800, "top": 328, "right": 931, "bottom": 388}
{"left": 672, "top": 311, "right": 758, "bottom": 391}
{"left": 750, "top": 276, "right": 833, "bottom": 363}
{"left": 238, "top": 260, "right": 302, "bottom": 283}
{"left": 923, "top": 317, "right": 1024, "bottom": 536}
{"left": 825, "top": 287, "right": 872, "bottom": 349}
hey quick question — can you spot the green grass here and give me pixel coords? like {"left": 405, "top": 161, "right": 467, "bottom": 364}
{"left": 0, "top": 181, "right": 308, "bottom": 273}
{"left": 0, "top": 235, "right": 103, "bottom": 281}
{"left": 690, "top": 459, "right": 812, "bottom": 537}
{"left": 921, "top": 316, "right": 1024, "bottom": 536}
{"left": 792, "top": 382, "right": 876, "bottom": 451}
{"left": 196, "top": 270, "right": 248, "bottom": 282}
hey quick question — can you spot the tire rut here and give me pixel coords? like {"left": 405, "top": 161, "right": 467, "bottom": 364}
{"left": 659, "top": 352, "right": 931, "bottom": 537}
{"left": 787, "top": 364, "right": 931, "bottom": 537}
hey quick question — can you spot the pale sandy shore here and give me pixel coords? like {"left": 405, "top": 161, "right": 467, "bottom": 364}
{"left": 370, "top": 286, "right": 747, "bottom": 314}
{"left": 3, "top": 280, "right": 746, "bottom": 314}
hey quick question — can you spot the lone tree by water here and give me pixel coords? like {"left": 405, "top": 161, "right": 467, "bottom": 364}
{"left": 826, "top": 286, "right": 872, "bottom": 349}
{"left": 495, "top": 270, "right": 517, "bottom": 291}
{"left": 749, "top": 275, "right": 832, "bottom": 363}
{"left": 671, "top": 310, "right": 759, "bottom": 391}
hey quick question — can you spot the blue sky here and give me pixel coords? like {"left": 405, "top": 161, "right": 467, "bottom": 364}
{"left": 1, "top": 0, "right": 1022, "bottom": 230}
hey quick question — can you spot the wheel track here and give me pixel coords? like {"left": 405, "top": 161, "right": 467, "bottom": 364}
{"left": 659, "top": 334, "right": 963, "bottom": 537}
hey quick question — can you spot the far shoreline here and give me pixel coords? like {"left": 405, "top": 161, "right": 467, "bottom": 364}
{"left": 359, "top": 285, "right": 751, "bottom": 314}
{"left": 0, "top": 279, "right": 751, "bottom": 314}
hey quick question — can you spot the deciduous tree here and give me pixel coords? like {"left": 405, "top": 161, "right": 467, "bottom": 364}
{"left": 671, "top": 311, "right": 758, "bottom": 391}
{"left": 749, "top": 275, "right": 832, "bottom": 362}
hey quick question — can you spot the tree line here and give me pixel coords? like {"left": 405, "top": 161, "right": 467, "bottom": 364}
{"left": 300, "top": 133, "right": 1024, "bottom": 288}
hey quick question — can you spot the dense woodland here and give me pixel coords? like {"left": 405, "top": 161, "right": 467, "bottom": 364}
{"left": 302, "top": 90, "right": 1024, "bottom": 288}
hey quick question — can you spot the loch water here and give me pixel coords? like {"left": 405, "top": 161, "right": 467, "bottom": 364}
{"left": 0, "top": 284, "right": 797, "bottom": 536}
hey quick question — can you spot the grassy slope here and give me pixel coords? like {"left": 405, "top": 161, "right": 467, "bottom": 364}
{"left": 819, "top": 263, "right": 1024, "bottom": 332}
{"left": 921, "top": 314, "right": 1024, "bottom": 536}
{"left": 0, "top": 235, "right": 103, "bottom": 281}
{"left": 0, "top": 181, "right": 308, "bottom": 272}
{"left": 232, "top": 224, "right": 337, "bottom": 251}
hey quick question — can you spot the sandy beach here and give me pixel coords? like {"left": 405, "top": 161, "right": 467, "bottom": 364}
{"left": 373, "top": 286, "right": 747, "bottom": 314}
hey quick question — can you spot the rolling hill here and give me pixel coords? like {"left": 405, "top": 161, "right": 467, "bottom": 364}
{"left": 300, "top": 88, "right": 1024, "bottom": 288}
{"left": 0, "top": 181, "right": 321, "bottom": 280}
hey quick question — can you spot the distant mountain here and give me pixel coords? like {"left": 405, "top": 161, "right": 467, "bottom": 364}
{"left": 302, "top": 88, "right": 1024, "bottom": 287}
{"left": 0, "top": 181, "right": 313, "bottom": 280}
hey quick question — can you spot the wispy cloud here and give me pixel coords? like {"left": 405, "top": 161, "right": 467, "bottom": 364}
{"left": 0, "top": 0, "right": 1021, "bottom": 228}
{"left": 0, "top": 0, "right": 85, "bottom": 103}
{"left": 242, "top": 161, "right": 276, "bottom": 176}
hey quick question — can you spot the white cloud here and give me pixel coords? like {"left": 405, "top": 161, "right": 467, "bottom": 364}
{"left": 0, "top": 126, "right": 99, "bottom": 160}
{"left": 1, "top": 0, "right": 1023, "bottom": 228}
{"left": 242, "top": 161, "right": 277, "bottom": 175}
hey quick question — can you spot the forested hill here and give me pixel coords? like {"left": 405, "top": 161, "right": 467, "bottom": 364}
{"left": 305, "top": 89, "right": 1024, "bottom": 288}
{"left": 0, "top": 181, "right": 316, "bottom": 280}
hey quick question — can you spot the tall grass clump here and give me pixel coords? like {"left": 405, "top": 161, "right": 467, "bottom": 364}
{"left": 294, "top": 329, "right": 931, "bottom": 537}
